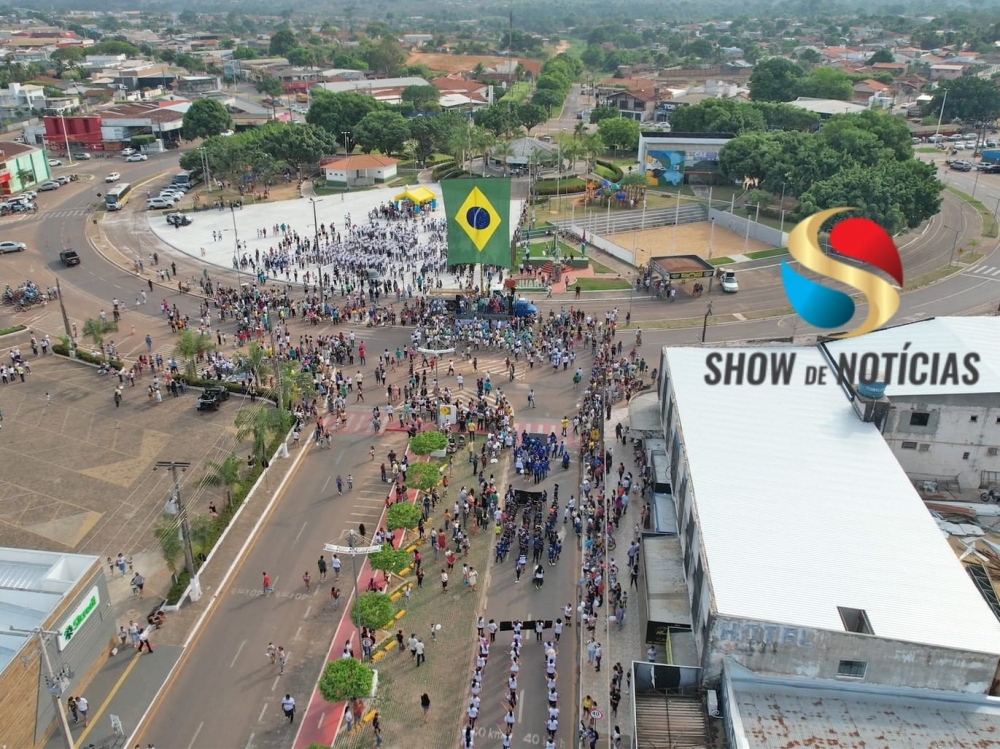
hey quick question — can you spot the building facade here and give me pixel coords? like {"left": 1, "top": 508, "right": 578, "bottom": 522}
{"left": 0, "top": 142, "right": 51, "bottom": 196}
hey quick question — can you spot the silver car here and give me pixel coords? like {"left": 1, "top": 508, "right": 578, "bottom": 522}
{"left": 0, "top": 240, "right": 27, "bottom": 253}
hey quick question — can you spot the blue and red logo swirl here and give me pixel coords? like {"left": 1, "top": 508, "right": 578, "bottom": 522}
{"left": 781, "top": 208, "right": 903, "bottom": 339}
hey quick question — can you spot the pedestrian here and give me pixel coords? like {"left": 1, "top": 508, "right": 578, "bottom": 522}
{"left": 75, "top": 696, "right": 89, "bottom": 727}
{"left": 373, "top": 711, "right": 382, "bottom": 746}
{"left": 137, "top": 627, "right": 154, "bottom": 652}
{"left": 67, "top": 695, "right": 78, "bottom": 723}
{"left": 415, "top": 637, "right": 425, "bottom": 666}
{"left": 440, "top": 569, "right": 448, "bottom": 591}
{"left": 278, "top": 646, "right": 287, "bottom": 674}
{"left": 263, "top": 572, "right": 273, "bottom": 595}
{"left": 317, "top": 555, "right": 327, "bottom": 580}
{"left": 330, "top": 586, "right": 340, "bottom": 609}
{"left": 130, "top": 571, "right": 144, "bottom": 598}
{"left": 282, "top": 694, "right": 295, "bottom": 724}
{"left": 420, "top": 692, "right": 431, "bottom": 723}
{"left": 346, "top": 473, "right": 354, "bottom": 490}
{"left": 336, "top": 475, "right": 343, "bottom": 495}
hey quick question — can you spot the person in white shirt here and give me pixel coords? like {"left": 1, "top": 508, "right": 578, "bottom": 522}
{"left": 282, "top": 694, "right": 296, "bottom": 724}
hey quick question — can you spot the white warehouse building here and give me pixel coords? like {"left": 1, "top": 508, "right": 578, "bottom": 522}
{"left": 657, "top": 342, "right": 1000, "bottom": 692}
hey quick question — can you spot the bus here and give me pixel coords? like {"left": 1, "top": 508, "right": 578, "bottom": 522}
{"left": 171, "top": 169, "right": 201, "bottom": 190}
{"left": 105, "top": 183, "right": 132, "bottom": 211}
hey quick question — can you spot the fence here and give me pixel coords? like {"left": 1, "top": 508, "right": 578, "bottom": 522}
{"left": 549, "top": 203, "right": 706, "bottom": 235}
{"left": 708, "top": 208, "right": 788, "bottom": 249}
{"left": 563, "top": 224, "right": 635, "bottom": 266}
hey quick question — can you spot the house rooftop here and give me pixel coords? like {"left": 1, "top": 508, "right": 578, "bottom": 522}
{"left": 664, "top": 344, "right": 1000, "bottom": 655}
{"left": 323, "top": 154, "right": 399, "bottom": 169}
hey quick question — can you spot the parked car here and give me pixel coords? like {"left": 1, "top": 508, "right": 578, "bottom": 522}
{"left": 980, "top": 164, "right": 1000, "bottom": 174}
{"left": 38, "top": 181, "right": 60, "bottom": 191}
{"left": 20, "top": 191, "right": 36, "bottom": 200}
{"left": 121, "top": 147, "right": 136, "bottom": 156}
{"left": 0, "top": 240, "right": 26, "bottom": 253}
{"left": 105, "top": 172, "right": 121, "bottom": 183}
{"left": 950, "top": 161, "right": 973, "bottom": 172}
{"left": 47, "top": 158, "right": 63, "bottom": 167}
{"left": 721, "top": 270, "right": 739, "bottom": 293}
{"left": 147, "top": 197, "right": 175, "bottom": 210}
{"left": 196, "top": 386, "right": 231, "bottom": 412}
{"left": 72, "top": 152, "right": 91, "bottom": 160}
{"left": 166, "top": 213, "right": 192, "bottom": 227}
{"left": 59, "top": 249, "right": 80, "bottom": 266}
{"left": 54, "top": 175, "right": 70, "bottom": 185}
{"left": 125, "top": 153, "right": 148, "bottom": 162}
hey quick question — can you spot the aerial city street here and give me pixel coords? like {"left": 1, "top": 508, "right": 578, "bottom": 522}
{"left": 3, "top": 3, "right": 1000, "bottom": 749}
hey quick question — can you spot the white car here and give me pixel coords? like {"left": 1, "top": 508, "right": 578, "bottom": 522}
{"left": 147, "top": 196, "right": 175, "bottom": 210}
{"left": 720, "top": 271, "right": 739, "bottom": 293}
{"left": 121, "top": 148, "right": 136, "bottom": 156}
{"left": 47, "top": 158, "right": 63, "bottom": 167}
{"left": 160, "top": 190, "right": 184, "bottom": 201}
{"left": 0, "top": 240, "right": 26, "bottom": 253}
{"left": 125, "top": 153, "right": 147, "bottom": 162}
{"left": 105, "top": 172, "right": 121, "bottom": 183}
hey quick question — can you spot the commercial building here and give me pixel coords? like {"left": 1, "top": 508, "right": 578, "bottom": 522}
{"left": 0, "top": 548, "right": 112, "bottom": 749}
{"left": 310, "top": 77, "right": 430, "bottom": 105}
{"left": 43, "top": 101, "right": 189, "bottom": 153}
{"left": 823, "top": 317, "right": 1000, "bottom": 491}
{"left": 657, "top": 343, "right": 1000, "bottom": 692}
{"left": 786, "top": 96, "right": 869, "bottom": 118}
{"left": 0, "top": 141, "right": 51, "bottom": 196}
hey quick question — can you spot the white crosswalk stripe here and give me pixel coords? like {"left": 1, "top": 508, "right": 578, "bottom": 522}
{"left": 0, "top": 208, "right": 89, "bottom": 223}
{"left": 968, "top": 265, "right": 1000, "bottom": 277}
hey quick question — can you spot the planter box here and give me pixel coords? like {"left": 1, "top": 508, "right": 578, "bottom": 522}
{"left": 429, "top": 449, "right": 447, "bottom": 459}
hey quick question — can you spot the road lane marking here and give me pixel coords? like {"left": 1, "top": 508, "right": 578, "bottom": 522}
{"left": 305, "top": 605, "right": 312, "bottom": 618}
{"left": 518, "top": 690, "right": 525, "bottom": 722}
{"left": 230, "top": 639, "right": 246, "bottom": 668}
{"left": 295, "top": 625, "right": 303, "bottom": 640}
{"left": 272, "top": 675, "right": 281, "bottom": 692}
{"left": 245, "top": 733, "right": 255, "bottom": 749}
{"left": 322, "top": 476, "right": 330, "bottom": 493}
{"left": 258, "top": 703, "right": 268, "bottom": 722}
{"left": 294, "top": 521, "right": 308, "bottom": 544}
{"left": 73, "top": 651, "right": 144, "bottom": 745}
{"left": 317, "top": 711, "right": 327, "bottom": 729}
{"left": 187, "top": 722, "right": 204, "bottom": 749}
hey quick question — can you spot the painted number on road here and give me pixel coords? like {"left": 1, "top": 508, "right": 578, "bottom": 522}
{"left": 523, "top": 735, "right": 539, "bottom": 745}
{"left": 590, "top": 709, "right": 603, "bottom": 720}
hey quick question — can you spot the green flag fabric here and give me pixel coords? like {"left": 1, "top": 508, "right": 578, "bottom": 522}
{"left": 441, "top": 178, "right": 512, "bottom": 268}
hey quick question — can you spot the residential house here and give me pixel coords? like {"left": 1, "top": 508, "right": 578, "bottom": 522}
{"left": 321, "top": 154, "right": 398, "bottom": 187}
{"left": 871, "top": 62, "right": 908, "bottom": 75}
{"left": 432, "top": 76, "right": 491, "bottom": 110}
{"left": 177, "top": 76, "right": 222, "bottom": 95}
{"left": 402, "top": 34, "right": 433, "bottom": 47}
{"left": 311, "top": 77, "right": 431, "bottom": 106}
{"left": 0, "top": 83, "right": 46, "bottom": 113}
{"left": 930, "top": 63, "right": 967, "bottom": 80}
{"left": 604, "top": 86, "right": 665, "bottom": 123}
{"left": 853, "top": 78, "right": 888, "bottom": 103}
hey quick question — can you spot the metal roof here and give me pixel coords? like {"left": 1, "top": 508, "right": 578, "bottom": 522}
{"left": 787, "top": 96, "right": 869, "bottom": 115}
{"left": 664, "top": 346, "right": 1000, "bottom": 655}
{"left": 726, "top": 662, "right": 1000, "bottom": 749}
{"left": 0, "top": 548, "right": 99, "bottom": 670}
{"left": 822, "top": 317, "right": 1000, "bottom": 397}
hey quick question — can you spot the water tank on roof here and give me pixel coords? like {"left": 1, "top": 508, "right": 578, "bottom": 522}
{"left": 857, "top": 380, "right": 887, "bottom": 399}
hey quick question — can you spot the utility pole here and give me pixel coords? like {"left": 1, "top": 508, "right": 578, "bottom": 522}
{"left": 310, "top": 197, "right": 324, "bottom": 307}
{"left": 702, "top": 301, "right": 713, "bottom": 343}
{"left": 9, "top": 626, "right": 75, "bottom": 749}
{"left": 229, "top": 206, "right": 243, "bottom": 287}
{"left": 154, "top": 461, "right": 201, "bottom": 601}
{"left": 54, "top": 278, "right": 75, "bottom": 359}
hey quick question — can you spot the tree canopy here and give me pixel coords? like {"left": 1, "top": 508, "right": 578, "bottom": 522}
{"left": 597, "top": 117, "right": 640, "bottom": 151}
{"left": 181, "top": 99, "right": 233, "bottom": 141}
{"left": 670, "top": 99, "right": 821, "bottom": 135}
{"left": 307, "top": 90, "right": 385, "bottom": 147}
{"left": 353, "top": 110, "right": 410, "bottom": 156}
{"left": 926, "top": 77, "right": 1000, "bottom": 123}
{"left": 749, "top": 56, "right": 854, "bottom": 102}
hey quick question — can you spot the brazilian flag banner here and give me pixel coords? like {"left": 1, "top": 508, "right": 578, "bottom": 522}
{"left": 441, "top": 178, "right": 512, "bottom": 268}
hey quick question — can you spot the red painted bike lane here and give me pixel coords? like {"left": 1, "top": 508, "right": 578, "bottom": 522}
{"left": 293, "top": 486, "right": 418, "bottom": 749}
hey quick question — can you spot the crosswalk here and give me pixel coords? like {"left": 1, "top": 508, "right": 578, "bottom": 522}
{"left": 966, "top": 265, "right": 1000, "bottom": 279}
{"left": 0, "top": 207, "right": 90, "bottom": 224}
{"left": 311, "top": 410, "right": 578, "bottom": 439}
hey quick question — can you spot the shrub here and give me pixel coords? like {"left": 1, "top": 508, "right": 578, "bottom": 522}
{"left": 318, "top": 658, "right": 375, "bottom": 703}
{"left": 431, "top": 160, "right": 456, "bottom": 180}
{"left": 0, "top": 324, "right": 26, "bottom": 337}
{"left": 165, "top": 569, "right": 191, "bottom": 605}
{"left": 595, "top": 159, "right": 625, "bottom": 182}
{"left": 368, "top": 547, "right": 411, "bottom": 577}
{"left": 386, "top": 502, "right": 423, "bottom": 531}
{"left": 351, "top": 591, "right": 395, "bottom": 630}
{"left": 409, "top": 431, "right": 447, "bottom": 455}
{"left": 51, "top": 343, "right": 124, "bottom": 370}
{"left": 406, "top": 461, "right": 443, "bottom": 493}
{"left": 534, "top": 177, "right": 587, "bottom": 196}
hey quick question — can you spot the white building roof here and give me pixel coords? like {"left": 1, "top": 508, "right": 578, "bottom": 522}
{"left": 787, "top": 96, "right": 869, "bottom": 115}
{"left": 314, "top": 77, "right": 429, "bottom": 95}
{"left": 726, "top": 662, "right": 1000, "bottom": 749}
{"left": 665, "top": 345, "right": 1000, "bottom": 655}
{"left": 823, "top": 317, "right": 1000, "bottom": 397}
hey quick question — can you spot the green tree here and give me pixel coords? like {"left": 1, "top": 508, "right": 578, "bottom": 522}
{"left": 797, "top": 48, "right": 823, "bottom": 67}
{"left": 232, "top": 46, "right": 257, "bottom": 60}
{"left": 353, "top": 109, "right": 410, "bottom": 156}
{"left": 351, "top": 590, "right": 395, "bottom": 629}
{"left": 927, "top": 76, "right": 1000, "bottom": 123}
{"left": 531, "top": 88, "right": 564, "bottom": 114}
{"left": 581, "top": 45, "right": 605, "bottom": 70}
{"left": 269, "top": 28, "right": 298, "bottom": 57}
{"left": 255, "top": 76, "right": 284, "bottom": 98}
{"left": 867, "top": 49, "right": 896, "bottom": 65}
{"left": 474, "top": 104, "right": 518, "bottom": 138}
{"left": 257, "top": 123, "right": 336, "bottom": 174}
{"left": 589, "top": 106, "right": 619, "bottom": 124}
{"left": 81, "top": 317, "right": 118, "bottom": 353}
{"left": 368, "top": 547, "right": 411, "bottom": 583}
{"left": 797, "top": 67, "right": 853, "bottom": 101}
{"left": 752, "top": 102, "right": 821, "bottom": 131}
{"left": 286, "top": 47, "right": 316, "bottom": 67}
{"left": 386, "top": 502, "right": 423, "bottom": 531}
{"left": 198, "top": 454, "right": 243, "bottom": 509}
{"left": 597, "top": 117, "right": 640, "bottom": 151}
{"left": 88, "top": 40, "right": 140, "bottom": 57}
{"left": 668, "top": 98, "right": 766, "bottom": 135}
{"left": 235, "top": 405, "right": 291, "bottom": 465}
{"left": 318, "top": 658, "right": 374, "bottom": 703}
{"left": 364, "top": 38, "right": 405, "bottom": 76}
{"left": 50, "top": 46, "right": 84, "bottom": 63}
{"left": 173, "top": 328, "right": 216, "bottom": 378}
{"left": 401, "top": 85, "right": 440, "bottom": 111}
{"left": 153, "top": 514, "right": 183, "bottom": 574}
{"left": 749, "top": 57, "right": 804, "bottom": 102}
{"left": 307, "top": 89, "right": 383, "bottom": 146}
{"left": 516, "top": 102, "right": 547, "bottom": 134}
{"left": 182, "top": 99, "right": 234, "bottom": 140}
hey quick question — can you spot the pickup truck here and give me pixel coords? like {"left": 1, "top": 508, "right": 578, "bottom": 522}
{"left": 196, "top": 385, "right": 231, "bottom": 412}
{"left": 59, "top": 250, "right": 81, "bottom": 266}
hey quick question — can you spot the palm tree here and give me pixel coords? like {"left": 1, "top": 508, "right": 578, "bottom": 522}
{"left": 173, "top": 328, "right": 216, "bottom": 379}
{"left": 236, "top": 342, "right": 268, "bottom": 387}
{"left": 470, "top": 127, "right": 496, "bottom": 177}
{"left": 81, "top": 317, "right": 118, "bottom": 355}
{"left": 471, "top": 62, "right": 486, "bottom": 80}
{"left": 556, "top": 134, "right": 582, "bottom": 171}
{"left": 198, "top": 453, "right": 243, "bottom": 509}
{"left": 573, "top": 121, "right": 586, "bottom": 140}
{"left": 276, "top": 360, "right": 316, "bottom": 410}
{"left": 493, "top": 140, "right": 514, "bottom": 174}
{"left": 236, "top": 405, "right": 292, "bottom": 465}
{"left": 581, "top": 132, "right": 605, "bottom": 174}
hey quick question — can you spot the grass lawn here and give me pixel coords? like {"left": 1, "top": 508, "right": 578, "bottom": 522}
{"left": 746, "top": 248, "right": 790, "bottom": 260}
{"left": 313, "top": 184, "right": 350, "bottom": 196}
{"left": 946, "top": 186, "right": 1000, "bottom": 238}
{"left": 387, "top": 173, "right": 419, "bottom": 187}
{"left": 588, "top": 258, "right": 618, "bottom": 274}
{"left": 572, "top": 277, "right": 632, "bottom": 291}
{"left": 915, "top": 147, "right": 940, "bottom": 153}
{"left": 708, "top": 257, "right": 734, "bottom": 266}
{"left": 501, "top": 82, "right": 531, "bottom": 104}
{"left": 0, "top": 324, "right": 26, "bottom": 337}
{"left": 528, "top": 238, "right": 579, "bottom": 256}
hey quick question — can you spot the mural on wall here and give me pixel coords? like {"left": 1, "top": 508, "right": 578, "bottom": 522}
{"left": 645, "top": 148, "right": 722, "bottom": 187}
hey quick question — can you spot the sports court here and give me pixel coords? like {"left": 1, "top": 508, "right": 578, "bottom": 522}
{"left": 608, "top": 221, "right": 772, "bottom": 267}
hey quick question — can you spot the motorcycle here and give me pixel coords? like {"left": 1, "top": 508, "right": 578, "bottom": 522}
{"left": 982, "top": 488, "right": 1000, "bottom": 503}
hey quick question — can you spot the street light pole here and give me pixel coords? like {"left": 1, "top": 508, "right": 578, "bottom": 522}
{"left": 701, "top": 301, "right": 713, "bottom": 343}
{"left": 229, "top": 206, "right": 243, "bottom": 287}
{"left": 154, "top": 461, "right": 201, "bottom": 600}
{"left": 9, "top": 626, "right": 75, "bottom": 749}
{"left": 310, "top": 197, "right": 325, "bottom": 307}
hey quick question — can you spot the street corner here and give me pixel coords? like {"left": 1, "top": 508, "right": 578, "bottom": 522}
{"left": 0, "top": 354, "right": 238, "bottom": 556}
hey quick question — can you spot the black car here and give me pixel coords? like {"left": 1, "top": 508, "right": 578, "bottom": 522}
{"left": 196, "top": 385, "right": 231, "bottom": 412}
{"left": 166, "top": 212, "right": 192, "bottom": 227}
{"left": 59, "top": 250, "right": 80, "bottom": 266}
